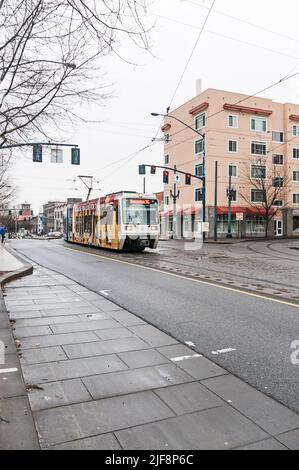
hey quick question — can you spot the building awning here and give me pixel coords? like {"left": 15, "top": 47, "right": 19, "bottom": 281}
{"left": 223, "top": 103, "right": 272, "bottom": 117}
{"left": 216, "top": 206, "right": 275, "bottom": 216}
{"left": 189, "top": 102, "right": 209, "bottom": 116}
{"left": 160, "top": 207, "right": 201, "bottom": 217}
{"left": 290, "top": 114, "right": 299, "bottom": 122}
{"left": 161, "top": 123, "right": 171, "bottom": 132}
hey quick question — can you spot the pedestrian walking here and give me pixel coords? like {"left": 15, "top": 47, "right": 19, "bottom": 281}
{"left": 0, "top": 226, "right": 6, "bottom": 244}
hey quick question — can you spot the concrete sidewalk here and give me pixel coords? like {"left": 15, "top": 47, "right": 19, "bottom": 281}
{"left": 1, "top": 260, "right": 299, "bottom": 449}
{"left": 0, "top": 244, "right": 24, "bottom": 272}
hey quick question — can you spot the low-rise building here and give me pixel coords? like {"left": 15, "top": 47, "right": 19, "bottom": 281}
{"left": 160, "top": 86, "right": 299, "bottom": 238}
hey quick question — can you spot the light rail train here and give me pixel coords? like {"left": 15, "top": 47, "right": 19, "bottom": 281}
{"left": 64, "top": 191, "right": 159, "bottom": 252}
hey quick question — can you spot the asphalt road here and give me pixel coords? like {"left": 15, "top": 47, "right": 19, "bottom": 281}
{"left": 10, "top": 239, "right": 299, "bottom": 413}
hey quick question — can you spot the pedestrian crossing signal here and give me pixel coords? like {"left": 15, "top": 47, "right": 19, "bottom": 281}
{"left": 151, "top": 166, "right": 156, "bottom": 174}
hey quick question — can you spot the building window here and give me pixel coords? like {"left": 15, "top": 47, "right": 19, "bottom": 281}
{"left": 228, "top": 115, "right": 238, "bottom": 128}
{"left": 273, "top": 200, "right": 283, "bottom": 207}
{"left": 294, "top": 171, "right": 299, "bottom": 182}
{"left": 164, "top": 155, "right": 169, "bottom": 164}
{"left": 251, "top": 189, "right": 266, "bottom": 203}
{"left": 293, "top": 148, "right": 299, "bottom": 159}
{"left": 195, "top": 188, "right": 203, "bottom": 202}
{"left": 293, "top": 126, "right": 299, "bottom": 136}
{"left": 272, "top": 131, "right": 284, "bottom": 143}
{"left": 228, "top": 140, "right": 237, "bottom": 153}
{"left": 229, "top": 165, "right": 237, "bottom": 177}
{"left": 164, "top": 196, "right": 169, "bottom": 206}
{"left": 195, "top": 112, "right": 206, "bottom": 130}
{"left": 195, "top": 164, "right": 203, "bottom": 177}
{"left": 246, "top": 216, "right": 265, "bottom": 234}
{"left": 251, "top": 141, "right": 267, "bottom": 156}
{"left": 51, "top": 149, "right": 63, "bottom": 163}
{"left": 251, "top": 165, "right": 266, "bottom": 179}
{"left": 273, "top": 154, "right": 284, "bottom": 165}
{"left": 195, "top": 139, "right": 204, "bottom": 155}
{"left": 293, "top": 194, "right": 299, "bottom": 204}
{"left": 273, "top": 177, "right": 284, "bottom": 188}
{"left": 251, "top": 117, "right": 267, "bottom": 132}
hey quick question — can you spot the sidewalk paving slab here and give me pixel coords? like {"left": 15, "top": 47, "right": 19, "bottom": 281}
{"left": 2, "top": 258, "right": 299, "bottom": 450}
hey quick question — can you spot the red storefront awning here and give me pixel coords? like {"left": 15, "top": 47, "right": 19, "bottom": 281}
{"left": 216, "top": 206, "right": 275, "bottom": 216}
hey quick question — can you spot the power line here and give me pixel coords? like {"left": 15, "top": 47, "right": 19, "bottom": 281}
{"left": 182, "top": 0, "right": 299, "bottom": 46}
{"left": 152, "top": 0, "right": 216, "bottom": 142}
{"left": 150, "top": 11, "right": 299, "bottom": 62}
{"left": 168, "top": 0, "right": 216, "bottom": 109}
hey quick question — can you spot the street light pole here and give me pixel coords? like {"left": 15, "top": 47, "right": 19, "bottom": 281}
{"left": 227, "top": 169, "right": 233, "bottom": 239}
{"left": 151, "top": 112, "right": 206, "bottom": 241}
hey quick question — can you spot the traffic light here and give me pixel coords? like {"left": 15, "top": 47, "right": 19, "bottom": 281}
{"left": 150, "top": 166, "right": 156, "bottom": 174}
{"left": 163, "top": 170, "right": 169, "bottom": 184}
{"left": 33, "top": 144, "right": 42, "bottom": 162}
{"left": 71, "top": 147, "right": 80, "bottom": 165}
{"left": 165, "top": 134, "right": 170, "bottom": 143}
{"left": 139, "top": 165, "right": 146, "bottom": 175}
{"left": 185, "top": 173, "right": 191, "bottom": 185}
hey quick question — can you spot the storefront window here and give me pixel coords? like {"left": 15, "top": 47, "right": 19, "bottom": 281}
{"left": 217, "top": 214, "right": 237, "bottom": 234}
{"left": 246, "top": 216, "right": 265, "bottom": 234}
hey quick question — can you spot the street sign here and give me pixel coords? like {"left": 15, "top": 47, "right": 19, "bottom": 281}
{"left": 236, "top": 212, "right": 244, "bottom": 221}
{"left": 174, "top": 174, "right": 181, "bottom": 184}
{"left": 202, "top": 222, "right": 210, "bottom": 233}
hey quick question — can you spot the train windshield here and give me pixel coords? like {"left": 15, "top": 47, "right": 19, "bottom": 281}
{"left": 122, "top": 199, "right": 158, "bottom": 225}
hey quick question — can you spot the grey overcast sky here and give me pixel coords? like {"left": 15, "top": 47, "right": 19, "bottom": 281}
{"left": 9, "top": 0, "right": 299, "bottom": 212}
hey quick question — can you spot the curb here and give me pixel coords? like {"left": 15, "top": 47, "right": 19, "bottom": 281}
{"left": 0, "top": 245, "right": 33, "bottom": 287}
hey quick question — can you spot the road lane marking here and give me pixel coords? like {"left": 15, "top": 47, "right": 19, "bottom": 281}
{"left": 211, "top": 348, "right": 236, "bottom": 356}
{"left": 62, "top": 245, "right": 299, "bottom": 309}
{"left": 99, "top": 290, "right": 111, "bottom": 297}
{"left": 171, "top": 354, "right": 202, "bottom": 362}
{"left": 185, "top": 341, "right": 195, "bottom": 347}
{"left": 0, "top": 368, "right": 18, "bottom": 374}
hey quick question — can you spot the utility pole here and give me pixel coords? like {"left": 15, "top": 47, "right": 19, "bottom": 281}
{"left": 227, "top": 168, "right": 233, "bottom": 239}
{"left": 151, "top": 112, "right": 207, "bottom": 241}
{"left": 214, "top": 161, "right": 218, "bottom": 241}
{"left": 170, "top": 165, "right": 180, "bottom": 240}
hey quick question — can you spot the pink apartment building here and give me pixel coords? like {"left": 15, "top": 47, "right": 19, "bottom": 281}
{"left": 160, "top": 87, "right": 299, "bottom": 238}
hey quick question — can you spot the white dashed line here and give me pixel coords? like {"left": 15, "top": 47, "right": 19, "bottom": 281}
{"left": 171, "top": 354, "right": 202, "bottom": 362}
{"left": 211, "top": 348, "right": 236, "bottom": 356}
{"left": 0, "top": 368, "right": 18, "bottom": 374}
{"left": 185, "top": 341, "right": 195, "bottom": 347}
{"left": 99, "top": 290, "right": 111, "bottom": 297}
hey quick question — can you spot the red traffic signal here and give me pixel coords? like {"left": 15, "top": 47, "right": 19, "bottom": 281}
{"left": 163, "top": 170, "right": 169, "bottom": 184}
{"left": 185, "top": 173, "right": 191, "bottom": 185}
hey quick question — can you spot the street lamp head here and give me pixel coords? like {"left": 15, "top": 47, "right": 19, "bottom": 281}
{"left": 151, "top": 112, "right": 162, "bottom": 117}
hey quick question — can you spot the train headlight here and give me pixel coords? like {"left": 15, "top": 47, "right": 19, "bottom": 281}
{"left": 125, "top": 225, "right": 134, "bottom": 231}
{"left": 150, "top": 225, "right": 159, "bottom": 231}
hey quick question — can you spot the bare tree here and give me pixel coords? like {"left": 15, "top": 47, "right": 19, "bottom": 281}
{"left": 239, "top": 157, "right": 291, "bottom": 237}
{"left": 0, "top": 1, "right": 151, "bottom": 148}
{"left": 0, "top": 154, "right": 15, "bottom": 208}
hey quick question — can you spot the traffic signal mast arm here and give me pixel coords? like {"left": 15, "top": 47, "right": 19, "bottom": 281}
{"left": 0, "top": 142, "right": 79, "bottom": 149}
{"left": 141, "top": 164, "right": 203, "bottom": 181}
